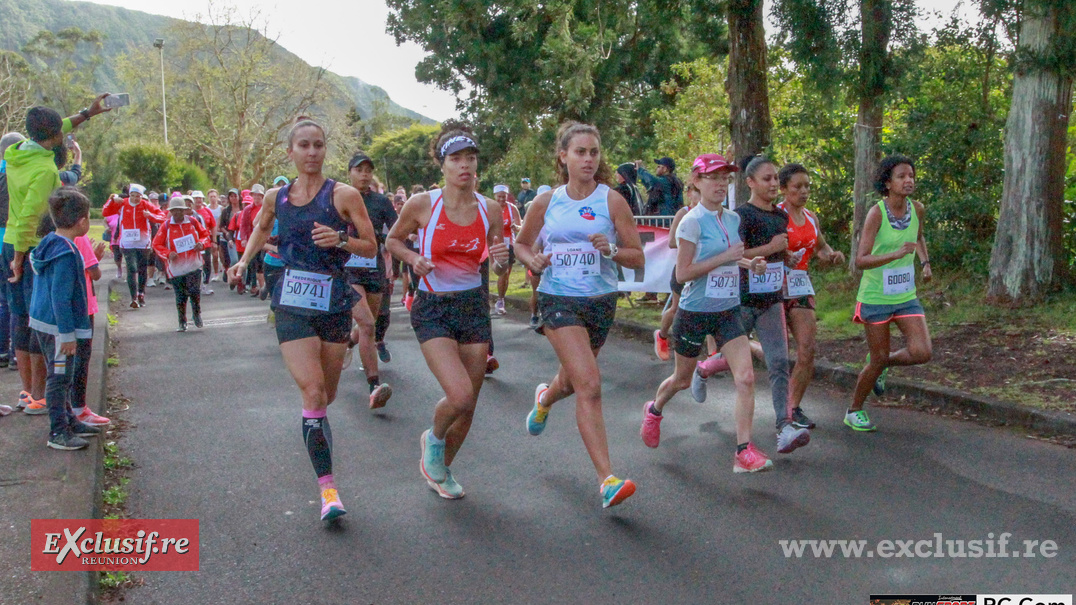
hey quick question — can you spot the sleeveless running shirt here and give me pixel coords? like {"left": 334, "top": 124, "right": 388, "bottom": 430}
{"left": 857, "top": 201, "right": 918, "bottom": 306}
{"left": 537, "top": 184, "right": 619, "bottom": 297}
{"left": 416, "top": 189, "right": 490, "bottom": 293}
{"left": 777, "top": 202, "right": 818, "bottom": 271}
{"left": 271, "top": 178, "right": 356, "bottom": 314}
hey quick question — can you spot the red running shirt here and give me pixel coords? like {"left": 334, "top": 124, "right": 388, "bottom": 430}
{"left": 417, "top": 190, "right": 490, "bottom": 293}
{"left": 778, "top": 202, "right": 819, "bottom": 271}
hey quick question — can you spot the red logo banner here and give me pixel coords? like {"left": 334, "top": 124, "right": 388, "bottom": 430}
{"left": 31, "top": 519, "right": 199, "bottom": 571}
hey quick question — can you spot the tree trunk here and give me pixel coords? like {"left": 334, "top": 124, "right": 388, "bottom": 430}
{"left": 987, "top": 6, "right": 1074, "bottom": 305}
{"left": 725, "top": 0, "right": 771, "bottom": 207}
{"left": 849, "top": 0, "right": 892, "bottom": 274}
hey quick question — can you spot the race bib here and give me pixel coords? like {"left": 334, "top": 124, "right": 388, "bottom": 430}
{"left": 278, "top": 269, "right": 332, "bottom": 311}
{"left": 550, "top": 243, "right": 600, "bottom": 279}
{"left": 120, "top": 228, "right": 141, "bottom": 245}
{"left": 882, "top": 266, "right": 915, "bottom": 296}
{"left": 172, "top": 234, "right": 196, "bottom": 253}
{"left": 748, "top": 262, "right": 784, "bottom": 294}
{"left": 785, "top": 269, "right": 815, "bottom": 298}
{"left": 704, "top": 265, "right": 740, "bottom": 299}
{"left": 345, "top": 254, "right": 377, "bottom": 269}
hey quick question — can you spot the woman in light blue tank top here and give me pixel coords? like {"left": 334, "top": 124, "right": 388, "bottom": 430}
{"left": 514, "top": 121, "right": 645, "bottom": 509}
{"left": 639, "top": 153, "right": 778, "bottom": 473}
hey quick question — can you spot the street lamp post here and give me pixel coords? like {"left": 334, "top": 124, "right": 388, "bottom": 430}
{"left": 153, "top": 38, "right": 168, "bottom": 145}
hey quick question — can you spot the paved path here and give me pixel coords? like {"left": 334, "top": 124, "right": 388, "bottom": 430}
{"left": 109, "top": 282, "right": 1075, "bottom": 604}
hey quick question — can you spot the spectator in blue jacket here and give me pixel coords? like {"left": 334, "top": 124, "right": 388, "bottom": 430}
{"left": 29, "top": 187, "right": 100, "bottom": 450}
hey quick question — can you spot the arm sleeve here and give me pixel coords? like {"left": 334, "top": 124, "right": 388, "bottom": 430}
{"left": 50, "top": 255, "right": 78, "bottom": 342}
{"left": 147, "top": 204, "right": 167, "bottom": 224}
{"left": 637, "top": 167, "right": 656, "bottom": 189}
{"left": 101, "top": 200, "right": 119, "bottom": 218}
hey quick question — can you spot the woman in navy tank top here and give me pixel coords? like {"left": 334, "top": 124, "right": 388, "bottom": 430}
{"left": 386, "top": 123, "right": 510, "bottom": 500}
{"left": 514, "top": 121, "right": 645, "bottom": 509}
{"left": 227, "top": 117, "right": 378, "bottom": 522}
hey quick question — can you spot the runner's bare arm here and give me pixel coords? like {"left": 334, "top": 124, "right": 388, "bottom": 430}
{"left": 237, "top": 190, "right": 277, "bottom": 265}
{"left": 386, "top": 193, "right": 433, "bottom": 275}
{"left": 913, "top": 200, "right": 931, "bottom": 281}
{"left": 486, "top": 198, "right": 510, "bottom": 276}
{"left": 331, "top": 183, "right": 377, "bottom": 258}
{"left": 602, "top": 189, "right": 644, "bottom": 270}
{"left": 668, "top": 206, "right": 689, "bottom": 249}
{"left": 514, "top": 192, "right": 552, "bottom": 273}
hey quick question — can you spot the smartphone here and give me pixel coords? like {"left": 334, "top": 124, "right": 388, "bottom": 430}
{"left": 103, "top": 93, "right": 130, "bottom": 109}
{"left": 65, "top": 135, "right": 76, "bottom": 149}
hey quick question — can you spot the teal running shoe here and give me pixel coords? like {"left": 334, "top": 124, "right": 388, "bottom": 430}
{"left": 526, "top": 383, "right": 550, "bottom": 436}
{"left": 420, "top": 429, "right": 447, "bottom": 483}
{"left": 600, "top": 476, "right": 636, "bottom": 509}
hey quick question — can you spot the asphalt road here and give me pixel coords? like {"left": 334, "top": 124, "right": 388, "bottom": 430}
{"left": 109, "top": 280, "right": 1075, "bottom": 604}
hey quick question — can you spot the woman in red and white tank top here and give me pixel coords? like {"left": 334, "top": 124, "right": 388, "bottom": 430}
{"left": 386, "top": 125, "right": 510, "bottom": 500}
{"left": 776, "top": 164, "right": 845, "bottom": 427}
{"left": 491, "top": 184, "right": 521, "bottom": 315}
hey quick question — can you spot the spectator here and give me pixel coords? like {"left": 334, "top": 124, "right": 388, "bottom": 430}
{"left": 636, "top": 157, "right": 684, "bottom": 216}
{"left": 614, "top": 163, "right": 644, "bottom": 215}
{"left": 0, "top": 132, "right": 26, "bottom": 374}
{"left": 515, "top": 177, "right": 536, "bottom": 218}
{"left": 3, "top": 97, "right": 112, "bottom": 415}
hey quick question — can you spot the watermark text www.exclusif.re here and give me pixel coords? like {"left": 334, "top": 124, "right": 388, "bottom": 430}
{"left": 780, "top": 533, "right": 1059, "bottom": 559}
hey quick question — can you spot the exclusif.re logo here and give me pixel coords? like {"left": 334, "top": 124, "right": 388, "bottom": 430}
{"left": 31, "top": 519, "right": 199, "bottom": 571}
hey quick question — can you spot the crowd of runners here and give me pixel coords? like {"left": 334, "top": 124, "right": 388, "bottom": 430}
{"left": 1, "top": 99, "right": 935, "bottom": 522}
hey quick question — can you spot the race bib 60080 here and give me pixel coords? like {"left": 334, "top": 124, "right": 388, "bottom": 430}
{"left": 882, "top": 266, "right": 915, "bottom": 296}
{"left": 550, "top": 243, "right": 600, "bottom": 279}
{"left": 278, "top": 269, "right": 332, "bottom": 311}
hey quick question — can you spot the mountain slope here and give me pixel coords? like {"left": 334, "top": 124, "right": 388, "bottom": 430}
{"left": 0, "top": 0, "right": 433, "bottom": 123}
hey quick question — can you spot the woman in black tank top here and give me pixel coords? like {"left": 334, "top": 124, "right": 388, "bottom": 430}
{"left": 227, "top": 117, "right": 377, "bottom": 523}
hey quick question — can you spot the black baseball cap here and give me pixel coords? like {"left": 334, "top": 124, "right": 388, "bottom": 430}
{"left": 348, "top": 152, "right": 374, "bottom": 171}
{"left": 654, "top": 157, "right": 676, "bottom": 171}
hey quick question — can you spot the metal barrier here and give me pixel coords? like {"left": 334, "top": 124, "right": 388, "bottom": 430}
{"left": 634, "top": 215, "right": 675, "bottom": 229}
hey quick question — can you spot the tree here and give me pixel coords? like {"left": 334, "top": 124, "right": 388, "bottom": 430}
{"left": 117, "top": 144, "right": 178, "bottom": 192}
{"left": 987, "top": 0, "right": 1075, "bottom": 304}
{"left": 20, "top": 27, "right": 105, "bottom": 113}
{"left": 368, "top": 124, "right": 443, "bottom": 192}
{"left": 117, "top": 4, "right": 328, "bottom": 188}
{"left": 726, "top": 0, "right": 772, "bottom": 205}
{"left": 0, "top": 51, "right": 33, "bottom": 134}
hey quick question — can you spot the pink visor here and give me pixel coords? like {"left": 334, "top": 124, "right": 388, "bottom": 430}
{"left": 692, "top": 153, "right": 738, "bottom": 174}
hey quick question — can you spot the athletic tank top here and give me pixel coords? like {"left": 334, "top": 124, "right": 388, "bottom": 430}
{"left": 416, "top": 189, "right": 490, "bottom": 293}
{"left": 537, "top": 184, "right": 619, "bottom": 297}
{"left": 857, "top": 201, "right": 918, "bottom": 305}
{"left": 502, "top": 201, "right": 519, "bottom": 245}
{"left": 778, "top": 202, "right": 819, "bottom": 271}
{"left": 679, "top": 205, "right": 743, "bottom": 313}
{"left": 271, "top": 179, "right": 356, "bottom": 314}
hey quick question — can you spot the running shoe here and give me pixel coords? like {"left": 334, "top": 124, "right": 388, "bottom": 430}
{"left": 147, "top": 277, "right": 156, "bottom": 287}
{"left": 203, "top": 287, "right": 214, "bottom": 295}
{"left": 193, "top": 314, "right": 203, "bottom": 329}
{"left": 211, "top": 273, "right": 220, "bottom": 282}
{"left": 17, "top": 390, "right": 31, "bottom": 410}
{"left": 0, "top": 354, "right": 9, "bottom": 368}
{"left": 734, "top": 443, "right": 774, "bottom": 473}
{"left": 403, "top": 293, "right": 414, "bottom": 311}
{"left": 376, "top": 342, "right": 391, "bottom": 363}
{"left": 0, "top": 403, "right": 12, "bottom": 416}
{"left": 420, "top": 429, "right": 447, "bottom": 484}
{"left": 526, "top": 384, "right": 550, "bottom": 436}
{"left": 23, "top": 397, "right": 47, "bottom": 415}
{"left": 176, "top": 322, "right": 187, "bottom": 333}
{"left": 163, "top": 283, "right": 172, "bottom": 291}
{"left": 640, "top": 401, "right": 663, "bottom": 448}
{"left": 790, "top": 407, "right": 815, "bottom": 429}
{"left": 341, "top": 345, "right": 354, "bottom": 371}
{"left": 8, "top": 356, "right": 16, "bottom": 371}
{"left": 71, "top": 422, "right": 102, "bottom": 438}
{"left": 485, "top": 355, "right": 499, "bottom": 375}
{"left": 76, "top": 408, "right": 111, "bottom": 426}
{"left": 600, "top": 476, "right": 636, "bottom": 509}
{"left": 529, "top": 315, "right": 540, "bottom": 331}
{"left": 844, "top": 409, "right": 877, "bottom": 432}
{"left": 653, "top": 330, "right": 670, "bottom": 361}
{"left": 494, "top": 299, "right": 506, "bottom": 315}
{"left": 369, "top": 383, "right": 392, "bottom": 410}
{"left": 258, "top": 286, "right": 270, "bottom": 300}
{"left": 115, "top": 269, "right": 123, "bottom": 280}
{"left": 690, "top": 367, "right": 707, "bottom": 403}
{"left": 47, "top": 432, "right": 88, "bottom": 451}
{"left": 697, "top": 352, "right": 727, "bottom": 379}
{"left": 249, "top": 288, "right": 260, "bottom": 298}
{"left": 137, "top": 293, "right": 145, "bottom": 307}
{"left": 129, "top": 300, "right": 139, "bottom": 310}
{"left": 428, "top": 467, "right": 465, "bottom": 500}
{"left": 320, "top": 487, "right": 347, "bottom": 521}
{"left": 776, "top": 424, "right": 811, "bottom": 454}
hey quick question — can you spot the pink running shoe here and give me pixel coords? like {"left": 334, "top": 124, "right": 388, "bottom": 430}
{"left": 653, "top": 330, "right": 670, "bottom": 361}
{"left": 640, "top": 401, "right": 663, "bottom": 448}
{"left": 734, "top": 443, "right": 774, "bottom": 473}
{"left": 697, "top": 353, "right": 730, "bottom": 379}
{"left": 76, "top": 408, "right": 111, "bottom": 426}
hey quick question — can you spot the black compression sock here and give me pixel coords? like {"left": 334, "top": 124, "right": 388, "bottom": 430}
{"left": 649, "top": 403, "right": 662, "bottom": 416}
{"left": 367, "top": 376, "right": 380, "bottom": 392}
{"left": 302, "top": 414, "right": 333, "bottom": 478}
{"left": 737, "top": 442, "right": 749, "bottom": 454}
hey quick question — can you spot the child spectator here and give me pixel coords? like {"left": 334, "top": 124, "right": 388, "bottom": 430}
{"left": 71, "top": 231, "right": 110, "bottom": 426}
{"left": 29, "top": 187, "right": 100, "bottom": 450}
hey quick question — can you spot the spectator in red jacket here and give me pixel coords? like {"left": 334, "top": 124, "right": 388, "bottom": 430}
{"left": 191, "top": 191, "right": 217, "bottom": 293}
{"left": 237, "top": 185, "right": 266, "bottom": 296}
{"left": 152, "top": 195, "right": 211, "bottom": 332}
{"left": 101, "top": 184, "right": 166, "bottom": 308}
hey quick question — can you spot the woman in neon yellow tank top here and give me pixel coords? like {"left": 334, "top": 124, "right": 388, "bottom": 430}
{"left": 847, "top": 155, "right": 933, "bottom": 432}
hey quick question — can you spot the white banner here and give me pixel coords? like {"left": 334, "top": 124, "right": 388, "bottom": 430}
{"left": 618, "top": 223, "right": 677, "bottom": 293}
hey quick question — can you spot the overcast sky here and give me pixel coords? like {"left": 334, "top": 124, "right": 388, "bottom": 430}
{"left": 86, "top": 0, "right": 972, "bottom": 123}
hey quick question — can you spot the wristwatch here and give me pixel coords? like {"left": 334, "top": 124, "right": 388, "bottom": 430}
{"left": 602, "top": 243, "right": 619, "bottom": 259}
{"left": 79, "top": 108, "right": 91, "bottom": 121}
{"left": 335, "top": 230, "right": 349, "bottom": 249}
